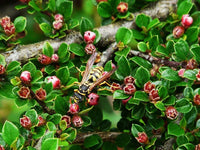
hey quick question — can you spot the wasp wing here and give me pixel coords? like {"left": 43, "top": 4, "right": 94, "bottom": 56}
{"left": 88, "top": 67, "right": 117, "bottom": 92}
{"left": 80, "top": 52, "right": 98, "bottom": 84}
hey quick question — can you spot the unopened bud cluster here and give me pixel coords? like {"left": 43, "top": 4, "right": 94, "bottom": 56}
{"left": 144, "top": 81, "right": 160, "bottom": 103}
{"left": 53, "top": 14, "right": 64, "bottom": 30}
{"left": 84, "top": 31, "right": 96, "bottom": 55}
{"left": 20, "top": 115, "right": 46, "bottom": 129}
{"left": 38, "top": 53, "right": 59, "bottom": 65}
{"left": 0, "top": 16, "right": 15, "bottom": 36}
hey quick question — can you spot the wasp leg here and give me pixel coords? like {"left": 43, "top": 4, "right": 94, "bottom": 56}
{"left": 76, "top": 67, "right": 84, "bottom": 76}
{"left": 97, "top": 88, "right": 113, "bottom": 92}
{"left": 99, "top": 81, "right": 111, "bottom": 87}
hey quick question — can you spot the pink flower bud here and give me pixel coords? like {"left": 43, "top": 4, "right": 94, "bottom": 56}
{"left": 144, "top": 81, "right": 155, "bottom": 93}
{"left": 195, "top": 144, "right": 200, "bottom": 150}
{"left": 51, "top": 54, "right": 59, "bottom": 62}
{"left": 117, "top": 2, "right": 128, "bottom": 13}
{"left": 196, "top": 71, "right": 200, "bottom": 81}
{"left": 88, "top": 93, "right": 99, "bottom": 105}
{"left": 54, "top": 14, "right": 64, "bottom": 22}
{"left": 38, "top": 54, "right": 52, "bottom": 65}
{"left": 165, "top": 106, "right": 178, "bottom": 120}
{"left": 110, "top": 82, "right": 122, "bottom": 92}
{"left": 102, "top": 71, "right": 108, "bottom": 76}
{"left": 123, "top": 83, "right": 136, "bottom": 95}
{"left": 69, "top": 103, "right": 79, "bottom": 114}
{"left": 84, "top": 31, "right": 96, "bottom": 44}
{"left": 181, "top": 14, "right": 193, "bottom": 28}
{"left": 173, "top": 26, "right": 185, "bottom": 38}
{"left": 20, "top": 71, "right": 31, "bottom": 84}
{"left": 4, "top": 23, "right": 15, "bottom": 36}
{"left": 37, "top": 115, "right": 46, "bottom": 127}
{"left": 149, "top": 89, "right": 160, "bottom": 102}
{"left": 72, "top": 115, "right": 84, "bottom": 127}
{"left": 0, "top": 16, "right": 10, "bottom": 28}
{"left": 194, "top": 94, "right": 200, "bottom": 105}
{"left": 35, "top": 88, "right": 46, "bottom": 101}
{"left": 61, "top": 115, "right": 71, "bottom": 128}
{"left": 0, "top": 145, "right": 5, "bottom": 150}
{"left": 122, "top": 96, "right": 132, "bottom": 105}
{"left": 0, "top": 65, "right": 5, "bottom": 75}
{"left": 53, "top": 20, "right": 63, "bottom": 30}
{"left": 178, "top": 69, "right": 185, "bottom": 78}
{"left": 47, "top": 76, "right": 61, "bottom": 89}
{"left": 20, "top": 115, "right": 32, "bottom": 129}
{"left": 85, "top": 43, "right": 96, "bottom": 55}
{"left": 18, "top": 86, "right": 30, "bottom": 99}
{"left": 124, "top": 76, "right": 135, "bottom": 85}
{"left": 136, "top": 132, "right": 149, "bottom": 144}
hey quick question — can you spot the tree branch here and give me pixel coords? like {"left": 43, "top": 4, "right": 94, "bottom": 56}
{"left": 1, "top": 0, "right": 177, "bottom": 64}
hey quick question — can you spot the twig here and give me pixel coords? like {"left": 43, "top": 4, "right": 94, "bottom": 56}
{"left": 73, "top": 132, "right": 123, "bottom": 144}
{"left": 1, "top": 0, "right": 178, "bottom": 64}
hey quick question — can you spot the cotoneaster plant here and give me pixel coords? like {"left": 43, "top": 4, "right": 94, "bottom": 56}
{"left": 0, "top": 0, "right": 200, "bottom": 150}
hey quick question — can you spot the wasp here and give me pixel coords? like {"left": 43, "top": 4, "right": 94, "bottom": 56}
{"left": 72, "top": 52, "right": 116, "bottom": 103}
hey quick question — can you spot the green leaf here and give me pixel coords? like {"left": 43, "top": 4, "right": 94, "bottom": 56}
{"left": 147, "top": 18, "right": 160, "bottom": 30}
{"left": 134, "top": 67, "right": 150, "bottom": 88}
{"left": 56, "top": 66, "right": 70, "bottom": 85}
{"left": 185, "top": 106, "right": 197, "bottom": 124}
{"left": 191, "top": 46, "right": 200, "bottom": 63}
{"left": 80, "top": 17, "right": 93, "bottom": 36}
{"left": 43, "top": 42, "right": 54, "bottom": 57}
{"left": 22, "top": 62, "right": 36, "bottom": 76}
{"left": 113, "top": 90, "right": 129, "bottom": 100}
{"left": 48, "top": 0, "right": 56, "bottom": 12}
{"left": 102, "top": 142, "right": 117, "bottom": 150}
{"left": 183, "top": 70, "right": 198, "bottom": 80}
{"left": 33, "top": 127, "right": 46, "bottom": 140}
{"left": 175, "top": 98, "right": 193, "bottom": 113}
{"left": 25, "top": 109, "right": 38, "bottom": 124}
{"left": 0, "top": 134, "right": 6, "bottom": 146}
{"left": 93, "top": 30, "right": 101, "bottom": 44}
{"left": 156, "top": 45, "right": 169, "bottom": 56}
{"left": 135, "top": 14, "right": 150, "bottom": 28}
{"left": 99, "top": 120, "right": 111, "bottom": 131}
{"left": 39, "top": 23, "right": 52, "bottom": 36}
{"left": 14, "top": 16, "right": 27, "bottom": 33}
{"left": 2, "top": 121, "right": 19, "bottom": 145}
{"left": 32, "top": 70, "right": 43, "bottom": 83}
{"left": 57, "top": 1, "right": 73, "bottom": 20}
{"left": 41, "top": 138, "right": 58, "bottom": 150}
{"left": 131, "top": 104, "right": 145, "bottom": 120}
{"left": 0, "top": 54, "right": 6, "bottom": 66}
{"left": 97, "top": 2, "right": 112, "bottom": 18}
{"left": 47, "top": 122, "right": 57, "bottom": 132}
{"left": 82, "top": 116, "right": 92, "bottom": 127}
{"left": 130, "top": 56, "right": 152, "bottom": 69}
{"left": 131, "top": 124, "right": 145, "bottom": 137}
{"left": 161, "top": 68, "right": 181, "bottom": 82}
{"left": 116, "top": 27, "right": 133, "bottom": 45}
{"left": 154, "top": 101, "right": 165, "bottom": 111}
{"left": 137, "top": 42, "right": 147, "bottom": 52}
{"left": 84, "top": 134, "right": 102, "bottom": 149}
{"left": 69, "top": 145, "right": 82, "bottom": 150}
{"left": 15, "top": 4, "right": 28, "bottom": 10}
{"left": 28, "top": 1, "right": 41, "bottom": 11}
{"left": 177, "top": 1, "right": 193, "bottom": 18}
{"left": 47, "top": 114, "right": 62, "bottom": 125}
{"left": 185, "top": 27, "right": 198, "bottom": 45}
{"left": 88, "top": 107, "right": 103, "bottom": 126}
{"left": 149, "top": 118, "right": 164, "bottom": 129}
{"left": 168, "top": 122, "right": 185, "bottom": 137}
{"left": 149, "top": 35, "right": 159, "bottom": 51}
{"left": 191, "top": 11, "right": 200, "bottom": 26}
{"left": 6, "top": 61, "right": 21, "bottom": 73}
{"left": 117, "top": 56, "right": 131, "bottom": 77}
{"left": 132, "top": 29, "right": 145, "bottom": 40}
{"left": 69, "top": 43, "right": 85, "bottom": 56}
{"left": 55, "top": 96, "right": 69, "bottom": 115}
{"left": 115, "top": 134, "right": 130, "bottom": 147}
{"left": 133, "top": 91, "right": 149, "bottom": 102}
{"left": 58, "top": 43, "right": 69, "bottom": 63}
{"left": 176, "top": 136, "right": 189, "bottom": 146}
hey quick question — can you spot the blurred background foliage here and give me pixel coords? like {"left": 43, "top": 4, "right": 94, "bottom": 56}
{"left": 0, "top": 0, "right": 157, "bottom": 131}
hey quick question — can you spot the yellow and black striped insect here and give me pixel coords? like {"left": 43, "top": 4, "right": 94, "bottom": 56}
{"left": 72, "top": 52, "right": 116, "bottom": 103}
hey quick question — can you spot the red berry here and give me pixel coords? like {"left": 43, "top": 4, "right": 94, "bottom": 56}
{"left": 37, "top": 116, "right": 46, "bottom": 127}
{"left": 54, "top": 14, "right": 64, "bottom": 22}
{"left": 88, "top": 93, "right": 99, "bottom": 106}
{"left": 51, "top": 54, "right": 59, "bottom": 62}
{"left": 38, "top": 54, "right": 52, "bottom": 65}
{"left": 165, "top": 106, "right": 178, "bottom": 120}
{"left": 47, "top": 76, "right": 61, "bottom": 89}
{"left": 18, "top": 86, "right": 30, "bottom": 99}
{"left": 61, "top": 115, "right": 71, "bottom": 128}
{"left": 19, "top": 0, "right": 30, "bottom": 3}
{"left": 102, "top": 71, "right": 108, "bottom": 76}
{"left": 110, "top": 82, "right": 121, "bottom": 92}
{"left": 0, "top": 65, "right": 5, "bottom": 75}
{"left": 84, "top": 31, "right": 96, "bottom": 44}
{"left": 149, "top": 89, "right": 160, "bottom": 102}
{"left": 20, "top": 115, "right": 32, "bottom": 130}
{"left": 20, "top": 71, "right": 31, "bottom": 84}
{"left": 124, "top": 76, "right": 135, "bottom": 85}
{"left": 122, "top": 96, "right": 132, "bottom": 105}
{"left": 85, "top": 43, "right": 96, "bottom": 55}
{"left": 194, "top": 94, "right": 200, "bottom": 105}
{"left": 136, "top": 132, "right": 149, "bottom": 144}
{"left": 123, "top": 83, "right": 136, "bottom": 95}
{"left": 195, "top": 144, "right": 200, "bottom": 150}
{"left": 69, "top": 103, "right": 79, "bottom": 114}
{"left": 72, "top": 115, "right": 84, "bottom": 127}
{"left": 111, "top": 63, "right": 116, "bottom": 69}
{"left": 35, "top": 88, "right": 46, "bottom": 101}
{"left": 186, "top": 59, "right": 197, "bottom": 70}
{"left": 178, "top": 69, "right": 185, "bottom": 78}
{"left": 196, "top": 71, "right": 200, "bottom": 81}
{"left": 53, "top": 20, "right": 63, "bottom": 30}
{"left": 0, "top": 16, "right": 10, "bottom": 28}
{"left": 181, "top": 14, "right": 193, "bottom": 28}
{"left": 4, "top": 23, "right": 15, "bottom": 36}
{"left": 0, "top": 145, "right": 5, "bottom": 150}
{"left": 144, "top": 81, "right": 155, "bottom": 93}
{"left": 117, "top": 2, "right": 128, "bottom": 13}
{"left": 173, "top": 26, "right": 185, "bottom": 38}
